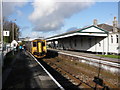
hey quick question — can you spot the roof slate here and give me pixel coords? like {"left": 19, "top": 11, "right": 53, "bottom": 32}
{"left": 97, "top": 24, "right": 113, "bottom": 32}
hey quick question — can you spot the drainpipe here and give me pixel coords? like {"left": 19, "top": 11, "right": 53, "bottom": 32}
{"left": 102, "top": 38, "right": 104, "bottom": 55}
{"left": 106, "top": 34, "right": 109, "bottom": 55}
{"left": 95, "top": 37, "right": 97, "bottom": 54}
{"left": 0, "top": 0, "right": 3, "bottom": 66}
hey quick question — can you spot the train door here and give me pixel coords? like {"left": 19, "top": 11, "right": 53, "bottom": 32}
{"left": 37, "top": 41, "right": 42, "bottom": 54}
{"left": 37, "top": 41, "right": 46, "bottom": 55}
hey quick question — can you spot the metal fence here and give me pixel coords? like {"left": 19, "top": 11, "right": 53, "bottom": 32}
{"left": 0, "top": 43, "right": 12, "bottom": 67}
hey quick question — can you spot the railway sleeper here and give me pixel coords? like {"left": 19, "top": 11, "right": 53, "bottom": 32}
{"left": 44, "top": 60, "right": 106, "bottom": 89}
{"left": 54, "top": 65, "right": 93, "bottom": 88}
{"left": 57, "top": 66, "right": 95, "bottom": 88}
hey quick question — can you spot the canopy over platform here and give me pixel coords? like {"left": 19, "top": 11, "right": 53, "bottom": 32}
{"left": 46, "top": 25, "right": 108, "bottom": 41}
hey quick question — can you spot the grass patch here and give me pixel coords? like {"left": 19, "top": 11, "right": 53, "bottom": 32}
{"left": 97, "top": 55, "right": 120, "bottom": 59}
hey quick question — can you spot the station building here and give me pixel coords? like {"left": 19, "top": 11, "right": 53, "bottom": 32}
{"left": 46, "top": 17, "right": 120, "bottom": 55}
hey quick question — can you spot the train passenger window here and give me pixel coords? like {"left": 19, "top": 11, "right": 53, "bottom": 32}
{"left": 33, "top": 42, "right": 37, "bottom": 47}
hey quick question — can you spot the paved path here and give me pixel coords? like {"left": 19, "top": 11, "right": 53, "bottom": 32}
{"left": 2, "top": 51, "right": 61, "bottom": 89}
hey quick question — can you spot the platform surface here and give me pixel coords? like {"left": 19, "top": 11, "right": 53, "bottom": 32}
{"left": 2, "top": 51, "right": 60, "bottom": 89}
{"left": 48, "top": 48, "right": 119, "bottom": 63}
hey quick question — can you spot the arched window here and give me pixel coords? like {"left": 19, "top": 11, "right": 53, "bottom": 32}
{"left": 99, "top": 42, "right": 101, "bottom": 47}
{"left": 116, "top": 35, "right": 118, "bottom": 43}
{"left": 111, "top": 35, "right": 113, "bottom": 43}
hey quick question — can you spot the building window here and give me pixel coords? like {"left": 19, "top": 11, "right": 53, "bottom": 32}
{"left": 99, "top": 42, "right": 101, "bottom": 47}
{"left": 116, "top": 35, "right": 118, "bottom": 43}
{"left": 70, "top": 39, "right": 72, "bottom": 48}
{"left": 88, "top": 38, "right": 91, "bottom": 47}
{"left": 111, "top": 35, "right": 113, "bottom": 43}
{"left": 74, "top": 39, "right": 77, "bottom": 47}
{"left": 81, "top": 38, "right": 83, "bottom": 47}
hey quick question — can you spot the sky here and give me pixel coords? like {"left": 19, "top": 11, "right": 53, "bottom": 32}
{"left": 1, "top": 0, "right": 119, "bottom": 39}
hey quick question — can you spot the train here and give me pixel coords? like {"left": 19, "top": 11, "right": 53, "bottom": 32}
{"left": 25, "top": 39, "right": 47, "bottom": 58}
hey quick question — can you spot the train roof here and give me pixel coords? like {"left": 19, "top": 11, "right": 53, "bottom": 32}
{"left": 32, "top": 39, "right": 46, "bottom": 42}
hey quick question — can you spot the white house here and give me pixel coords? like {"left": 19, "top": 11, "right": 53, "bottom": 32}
{"left": 46, "top": 17, "right": 120, "bottom": 55}
{"left": 11, "top": 40, "right": 18, "bottom": 49}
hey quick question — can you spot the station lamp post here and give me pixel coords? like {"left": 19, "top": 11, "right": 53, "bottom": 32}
{"left": 0, "top": 0, "right": 3, "bottom": 67}
{"left": 12, "top": 19, "right": 16, "bottom": 41}
{"left": 0, "top": 1, "right": 3, "bottom": 90}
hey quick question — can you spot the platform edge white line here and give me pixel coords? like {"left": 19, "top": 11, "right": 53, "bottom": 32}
{"left": 28, "top": 51, "right": 65, "bottom": 90}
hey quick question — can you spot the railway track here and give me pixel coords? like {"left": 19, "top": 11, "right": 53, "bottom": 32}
{"left": 59, "top": 52, "right": 120, "bottom": 68}
{"left": 52, "top": 50, "right": 120, "bottom": 74}
{"left": 49, "top": 49, "right": 120, "bottom": 68}
{"left": 42, "top": 59, "right": 109, "bottom": 89}
{"left": 41, "top": 51, "right": 119, "bottom": 89}
{"left": 28, "top": 50, "right": 119, "bottom": 89}
{"left": 47, "top": 61, "right": 95, "bottom": 89}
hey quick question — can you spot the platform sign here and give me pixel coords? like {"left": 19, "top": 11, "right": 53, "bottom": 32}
{"left": 3, "top": 31, "right": 10, "bottom": 36}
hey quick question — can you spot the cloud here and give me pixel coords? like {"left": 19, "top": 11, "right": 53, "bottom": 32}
{"left": 31, "top": 32, "right": 39, "bottom": 38}
{"left": 29, "top": 0, "right": 94, "bottom": 32}
{"left": 1, "top": 0, "right": 28, "bottom": 17}
{"left": 16, "top": 10, "right": 23, "bottom": 16}
{"left": 21, "top": 26, "right": 30, "bottom": 30}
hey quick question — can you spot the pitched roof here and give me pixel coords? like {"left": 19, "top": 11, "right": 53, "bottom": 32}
{"left": 46, "top": 25, "right": 109, "bottom": 39}
{"left": 97, "top": 24, "right": 113, "bottom": 32}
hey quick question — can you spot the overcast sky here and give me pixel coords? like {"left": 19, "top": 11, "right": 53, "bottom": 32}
{"left": 1, "top": 0, "right": 119, "bottom": 38}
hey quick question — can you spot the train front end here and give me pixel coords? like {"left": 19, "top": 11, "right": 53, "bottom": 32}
{"left": 31, "top": 39, "right": 47, "bottom": 58}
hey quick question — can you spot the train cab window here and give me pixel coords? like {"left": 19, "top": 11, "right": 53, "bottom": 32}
{"left": 42, "top": 42, "right": 45, "bottom": 46}
{"left": 33, "top": 42, "right": 37, "bottom": 47}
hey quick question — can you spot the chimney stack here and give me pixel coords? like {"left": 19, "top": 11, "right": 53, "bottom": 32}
{"left": 93, "top": 19, "right": 97, "bottom": 26}
{"left": 113, "top": 16, "right": 118, "bottom": 32}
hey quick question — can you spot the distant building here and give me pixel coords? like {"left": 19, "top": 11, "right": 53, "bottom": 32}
{"left": 18, "top": 37, "right": 38, "bottom": 42}
{"left": 46, "top": 17, "right": 120, "bottom": 55}
{"left": 19, "top": 38, "right": 25, "bottom": 41}
{"left": 11, "top": 40, "right": 18, "bottom": 48}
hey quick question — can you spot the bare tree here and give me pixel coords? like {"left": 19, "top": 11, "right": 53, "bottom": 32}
{"left": 3, "top": 17, "right": 20, "bottom": 43}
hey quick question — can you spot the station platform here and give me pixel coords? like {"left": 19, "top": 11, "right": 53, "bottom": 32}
{"left": 2, "top": 50, "right": 63, "bottom": 89}
{"left": 48, "top": 48, "right": 119, "bottom": 63}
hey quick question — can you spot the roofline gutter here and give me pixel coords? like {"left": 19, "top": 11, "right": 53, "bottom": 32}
{"left": 46, "top": 32, "right": 108, "bottom": 41}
